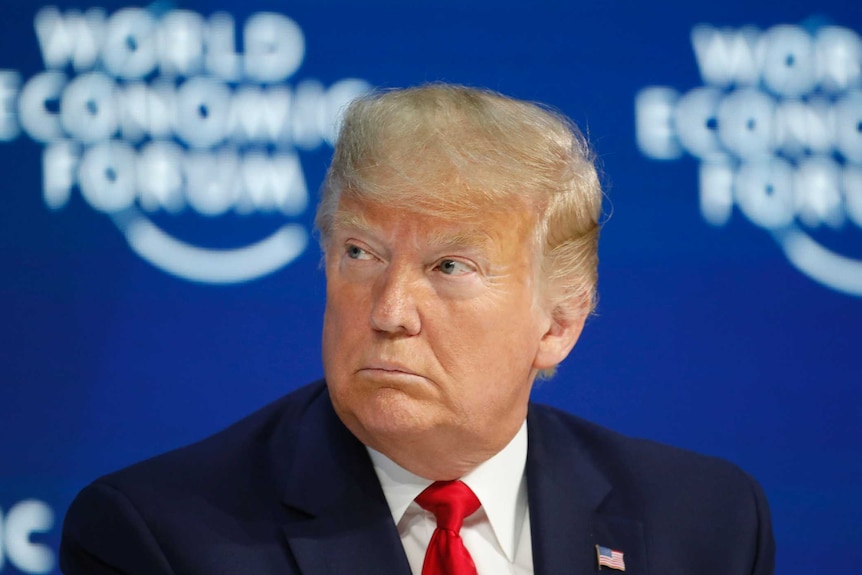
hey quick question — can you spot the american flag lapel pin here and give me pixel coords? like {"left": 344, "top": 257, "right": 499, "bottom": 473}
{"left": 595, "top": 544, "right": 626, "bottom": 571}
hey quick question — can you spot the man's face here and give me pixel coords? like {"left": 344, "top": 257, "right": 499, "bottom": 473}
{"left": 322, "top": 195, "right": 574, "bottom": 477}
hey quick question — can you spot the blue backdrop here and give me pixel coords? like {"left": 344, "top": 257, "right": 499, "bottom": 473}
{"left": 1, "top": 0, "right": 860, "bottom": 573}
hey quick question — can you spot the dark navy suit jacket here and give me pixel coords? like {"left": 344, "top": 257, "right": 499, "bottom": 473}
{"left": 60, "top": 380, "right": 775, "bottom": 574}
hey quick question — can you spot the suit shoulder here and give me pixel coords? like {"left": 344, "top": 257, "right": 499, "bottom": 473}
{"left": 528, "top": 402, "right": 765, "bottom": 502}
{"left": 528, "top": 403, "right": 774, "bottom": 574}
{"left": 62, "top": 382, "right": 330, "bottom": 574}
{"left": 91, "top": 380, "right": 327, "bottom": 497}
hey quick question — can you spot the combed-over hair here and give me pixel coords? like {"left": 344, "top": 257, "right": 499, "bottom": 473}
{"left": 315, "top": 83, "right": 603, "bottom": 321}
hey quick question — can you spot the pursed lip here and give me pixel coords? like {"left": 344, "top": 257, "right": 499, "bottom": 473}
{"left": 358, "top": 361, "right": 425, "bottom": 379}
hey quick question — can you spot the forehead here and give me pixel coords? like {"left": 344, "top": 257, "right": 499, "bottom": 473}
{"left": 330, "top": 197, "right": 536, "bottom": 254}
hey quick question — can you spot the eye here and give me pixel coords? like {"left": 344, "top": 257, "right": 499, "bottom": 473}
{"left": 436, "top": 259, "right": 474, "bottom": 276}
{"left": 346, "top": 244, "right": 373, "bottom": 260}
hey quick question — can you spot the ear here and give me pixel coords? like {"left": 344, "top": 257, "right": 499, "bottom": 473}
{"left": 533, "top": 306, "right": 587, "bottom": 371}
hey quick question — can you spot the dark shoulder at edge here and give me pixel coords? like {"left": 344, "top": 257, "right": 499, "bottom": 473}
{"left": 85, "top": 379, "right": 328, "bottom": 492}
{"left": 528, "top": 401, "right": 763, "bottom": 491}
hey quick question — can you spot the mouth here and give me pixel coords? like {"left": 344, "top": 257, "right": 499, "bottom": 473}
{"left": 357, "top": 362, "right": 427, "bottom": 382}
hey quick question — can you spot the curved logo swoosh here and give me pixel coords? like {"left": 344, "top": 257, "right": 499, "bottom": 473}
{"left": 775, "top": 226, "right": 862, "bottom": 297}
{"left": 114, "top": 213, "right": 308, "bottom": 284}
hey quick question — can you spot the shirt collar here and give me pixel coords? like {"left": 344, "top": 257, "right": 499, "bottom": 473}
{"left": 368, "top": 421, "right": 528, "bottom": 561}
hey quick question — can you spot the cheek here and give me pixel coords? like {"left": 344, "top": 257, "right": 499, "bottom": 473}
{"left": 322, "top": 278, "right": 374, "bottom": 369}
{"left": 452, "top": 300, "right": 544, "bottom": 377}
{"left": 324, "top": 302, "right": 358, "bottom": 358}
{"left": 322, "top": 286, "right": 353, "bottom": 363}
{"left": 325, "top": 273, "right": 368, "bottom": 321}
{"left": 432, "top": 303, "right": 530, "bottom": 382}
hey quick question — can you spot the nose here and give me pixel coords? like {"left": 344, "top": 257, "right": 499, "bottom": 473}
{"left": 370, "top": 264, "right": 421, "bottom": 336}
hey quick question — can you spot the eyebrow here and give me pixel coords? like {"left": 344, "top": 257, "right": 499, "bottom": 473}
{"left": 429, "top": 229, "right": 494, "bottom": 251}
{"left": 331, "top": 210, "right": 494, "bottom": 252}
{"left": 331, "top": 210, "right": 373, "bottom": 234}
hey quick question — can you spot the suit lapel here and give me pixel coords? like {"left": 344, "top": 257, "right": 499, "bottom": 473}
{"left": 277, "top": 387, "right": 412, "bottom": 575}
{"left": 270, "top": 386, "right": 648, "bottom": 575}
{"left": 526, "top": 406, "right": 648, "bottom": 574}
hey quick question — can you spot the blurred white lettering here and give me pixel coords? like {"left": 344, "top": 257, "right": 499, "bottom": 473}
{"left": 698, "top": 157, "right": 861, "bottom": 229}
{"left": 243, "top": 13, "right": 305, "bottom": 82}
{"left": 0, "top": 500, "right": 55, "bottom": 574}
{"left": 44, "top": 143, "right": 308, "bottom": 215}
{"left": 35, "top": 7, "right": 106, "bottom": 72}
{"left": 60, "top": 72, "right": 117, "bottom": 143}
{"left": 17, "top": 73, "right": 367, "bottom": 150}
{"left": 691, "top": 23, "right": 862, "bottom": 95}
{"left": 1, "top": 5, "right": 371, "bottom": 284}
{"left": 33, "top": 6, "right": 307, "bottom": 83}
{"left": 638, "top": 21, "right": 862, "bottom": 296}
{"left": 674, "top": 86, "right": 723, "bottom": 160}
{"left": 43, "top": 140, "right": 79, "bottom": 209}
{"left": 101, "top": 8, "right": 159, "bottom": 80}
{"left": 0, "top": 71, "right": 20, "bottom": 141}
{"left": 18, "top": 71, "right": 65, "bottom": 143}
{"left": 716, "top": 88, "right": 776, "bottom": 159}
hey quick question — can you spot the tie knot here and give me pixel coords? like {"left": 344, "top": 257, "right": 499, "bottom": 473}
{"left": 415, "top": 480, "right": 480, "bottom": 532}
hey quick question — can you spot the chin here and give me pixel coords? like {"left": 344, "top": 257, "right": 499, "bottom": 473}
{"left": 346, "top": 387, "right": 441, "bottom": 441}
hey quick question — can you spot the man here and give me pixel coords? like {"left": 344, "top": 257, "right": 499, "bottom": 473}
{"left": 61, "top": 84, "right": 775, "bottom": 574}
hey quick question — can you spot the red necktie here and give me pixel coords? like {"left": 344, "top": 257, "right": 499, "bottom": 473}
{"left": 415, "top": 480, "right": 481, "bottom": 575}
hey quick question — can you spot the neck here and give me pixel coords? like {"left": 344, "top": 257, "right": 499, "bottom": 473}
{"left": 358, "top": 420, "right": 526, "bottom": 481}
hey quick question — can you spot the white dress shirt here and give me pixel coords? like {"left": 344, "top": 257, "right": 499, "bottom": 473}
{"left": 368, "top": 422, "right": 534, "bottom": 575}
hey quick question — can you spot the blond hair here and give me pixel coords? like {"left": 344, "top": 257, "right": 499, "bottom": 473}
{"left": 316, "top": 83, "right": 603, "bottom": 320}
